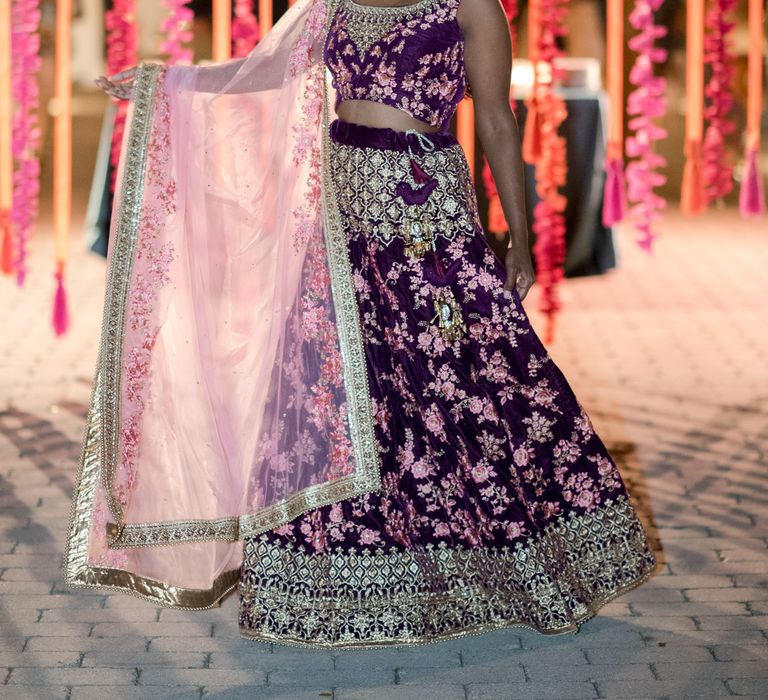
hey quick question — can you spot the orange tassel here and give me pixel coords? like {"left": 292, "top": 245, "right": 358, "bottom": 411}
{"left": 522, "top": 98, "right": 543, "bottom": 163}
{"left": 681, "top": 139, "right": 706, "bottom": 215}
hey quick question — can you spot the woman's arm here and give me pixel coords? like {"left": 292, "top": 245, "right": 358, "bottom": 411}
{"left": 457, "top": 0, "right": 535, "bottom": 300}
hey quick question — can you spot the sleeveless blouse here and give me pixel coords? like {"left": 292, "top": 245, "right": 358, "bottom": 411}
{"left": 324, "top": 0, "right": 467, "bottom": 132}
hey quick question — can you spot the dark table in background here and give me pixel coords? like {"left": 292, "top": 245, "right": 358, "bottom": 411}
{"left": 475, "top": 88, "right": 617, "bottom": 278}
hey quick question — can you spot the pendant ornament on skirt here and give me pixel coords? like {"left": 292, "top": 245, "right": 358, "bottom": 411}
{"left": 402, "top": 212, "right": 435, "bottom": 258}
{"left": 395, "top": 129, "right": 439, "bottom": 205}
{"left": 431, "top": 287, "right": 466, "bottom": 342}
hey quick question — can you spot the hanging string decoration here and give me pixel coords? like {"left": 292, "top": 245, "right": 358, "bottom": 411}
{"left": 481, "top": 0, "right": 519, "bottom": 237}
{"left": 681, "top": 0, "right": 706, "bottom": 215}
{"left": 232, "top": 0, "right": 260, "bottom": 58}
{"left": 0, "top": 0, "right": 12, "bottom": 276}
{"left": 702, "top": 0, "right": 737, "bottom": 204}
{"left": 602, "top": 0, "right": 627, "bottom": 227}
{"left": 739, "top": 0, "right": 765, "bottom": 217}
{"left": 52, "top": 0, "right": 72, "bottom": 336}
{"left": 105, "top": 0, "right": 137, "bottom": 192}
{"left": 625, "top": 0, "right": 668, "bottom": 251}
{"left": 10, "top": 0, "right": 42, "bottom": 286}
{"left": 530, "top": 0, "right": 569, "bottom": 343}
{"left": 160, "top": 0, "right": 194, "bottom": 64}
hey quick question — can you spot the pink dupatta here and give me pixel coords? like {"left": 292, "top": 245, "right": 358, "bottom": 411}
{"left": 63, "top": 0, "right": 380, "bottom": 608}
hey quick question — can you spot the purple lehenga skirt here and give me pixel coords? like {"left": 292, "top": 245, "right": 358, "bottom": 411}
{"left": 237, "top": 119, "right": 657, "bottom": 647}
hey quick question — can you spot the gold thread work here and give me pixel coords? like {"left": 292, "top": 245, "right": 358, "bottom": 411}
{"left": 239, "top": 496, "right": 657, "bottom": 648}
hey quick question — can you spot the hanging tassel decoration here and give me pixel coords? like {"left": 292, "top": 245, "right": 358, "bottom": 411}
{"left": 681, "top": 138, "right": 706, "bottom": 214}
{"left": 740, "top": 147, "right": 766, "bottom": 216}
{"left": 0, "top": 211, "right": 12, "bottom": 274}
{"left": 52, "top": 0, "right": 72, "bottom": 335}
{"left": 0, "top": 0, "right": 13, "bottom": 276}
{"left": 681, "top": 0, "right": 706, "bottom": 215}
{"left": 52, "top": 261, "right": 69, "bottom": 336}
{"left": 602, "top": 0, "right": 627, "bottom": 227}
{"left": 603, "top": 151, "right": 628, "bottom": 226}
{"left": 739, "top": 0, "right": 765, "bottom": 218}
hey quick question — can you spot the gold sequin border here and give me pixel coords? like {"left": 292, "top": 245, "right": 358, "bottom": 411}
{"left": 238, "top": 496, "right": 658, "bottom": 648}
{"left": 98, "top": 61, "right": 163, "bottom": 539}
{"left": 66, "top": 0, "right": 382, "bottom": 557}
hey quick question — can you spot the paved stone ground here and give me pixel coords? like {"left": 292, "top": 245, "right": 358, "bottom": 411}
{"left": 1, "top": 206, "right": 767, "bottom": 699}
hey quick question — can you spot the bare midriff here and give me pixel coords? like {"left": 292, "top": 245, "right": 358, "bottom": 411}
{"left": 336, "top": 100, "right": 443, "bottom": 134}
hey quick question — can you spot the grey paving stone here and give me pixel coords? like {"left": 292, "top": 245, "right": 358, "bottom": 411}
{"left": 7, "top": 667, "right": 137, "bottom": 685}
{"left": 204, "top": 689, "right": 334, "bottom": 700}
{"left": 711, "top": 644, "right": 768, "bottom": 661}
{"left": 148, "top": 637, "right": 258, "bottom": 654}
{"left": 653, "top": 660, "right": 768, "bottom": 680}
{"left": 583, "top": 644, "right": 713, "bottom": 664}
{"left": 726, "top": 678, "right": 768, "bottom": 695}
{"left": 527, "top": 661, "right": 655, "bottom": 682}
{"left": 0, "top": 651, "right": 80, "bottom": 668}
{"left": 91, "top": 622, "right": 214, "bottom": 638}
{"left": 465, "top": 681, "right": 598, "bottom": 699}
{"left": 24, "top": 637, "right": 148, "bottom": 653}
{"left": 81, "top": 651, "right": 207, "bottom": 668}
{"left": 596, "top": 679, "right": 731, "bottom": 697}
{"left": 267, "top": 669, "right": 395, "bottom": 687}
{"left": 398, "top": 665, "right": 525, "bottom": 685}
{"left": 2, "top": 622, "right": 93, "bottom": 638}
{"left": 138, "top": 668, "right": 266, "bottom": 686}
{"left": 0, "top": 688, "right": 70, "bottom": 700}
{"left": 336, "top": 687, "right": 466, "bottom": 700}
{"left": 333, "top": 647, "right": 462, "bottom": 670}
{"left": 71, "top": 688, "right": 203, "bottom": 700}
{"left": 209, "top": 650, "right": 334, "bottom": 671}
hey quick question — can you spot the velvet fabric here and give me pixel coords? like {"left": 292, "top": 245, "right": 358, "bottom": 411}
{"left": 238, "top": 120, "right": 657, "bottom": 645}
{"left": 324, "top": 0, "right": 466, "bottom": 131}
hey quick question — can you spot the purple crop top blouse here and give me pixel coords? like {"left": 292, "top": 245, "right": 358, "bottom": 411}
{"left": 324, "top": 0, "right": 467, "bottom": 132}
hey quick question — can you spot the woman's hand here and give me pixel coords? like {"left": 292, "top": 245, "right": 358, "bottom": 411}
{"left": 94, "top": 67, "right": 138, "bottom": 100}
{"left": 504, "top": 239, "right": 535, "bottom": 300}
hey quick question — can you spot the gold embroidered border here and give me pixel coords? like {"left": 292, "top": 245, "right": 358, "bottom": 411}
{"left": 328, "top": 141, "right": 480, "bottom": 248}
{"left": 69, "top": 0, "right": 381, "bottom": 554}
{"left": 238, "top": 496, "right": 658, "bottom": 648}
{"left": 62, "top": 363, "right": 240, "bottom": 608}
{"left": 98, "top": 62, "right": 163, "bottom": 539}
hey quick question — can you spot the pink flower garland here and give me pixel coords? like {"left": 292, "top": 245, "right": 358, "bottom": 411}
{"left": 625, "top": 0, "right": 668, "bottom": 252}
{"left": 532, "top": 0, "right": 569, "bottom": 343}
{"left": 105, "top": 0, "right": 138, "bottom": 192}
{"left": 160, "top": 0, "right": 194, "bottom": 65}
{"left": 10, "top": 0, "right": 41, "bottom": 287}
{"left": 232, "top": 0, "right": 260, "bottom": 58}
{"left": 481, "top": 0, "right": 518, "bottom": 237}
{"left": 702, "top": 0, "right": 737, "bottom": 203}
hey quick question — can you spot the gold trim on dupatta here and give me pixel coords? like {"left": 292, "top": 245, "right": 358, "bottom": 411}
{"left": 64, "top": 0, "right": 381, "bottom": 609}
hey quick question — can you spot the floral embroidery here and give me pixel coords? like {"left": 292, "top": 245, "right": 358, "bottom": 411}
{"left": 324, "top": 0, "right": 466, "bottom": 130}
{"left": 93, "top": 70, "right": 176, "bottom": 567}
{"left": 257, "top": 133, "right": 630, "bottom": 558}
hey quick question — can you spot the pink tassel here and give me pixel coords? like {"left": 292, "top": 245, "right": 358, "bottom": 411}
{"left": 739, "top": 147, "right": 766, "bottom": 217}
{"left": 410, "top": 158, "right": 431, "bottom": 184}
{"left": 602, "top": 157, "right": 627, "bottom": 226}
{"left": 53, "top": 267, "right": 69, "bottom": 336}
